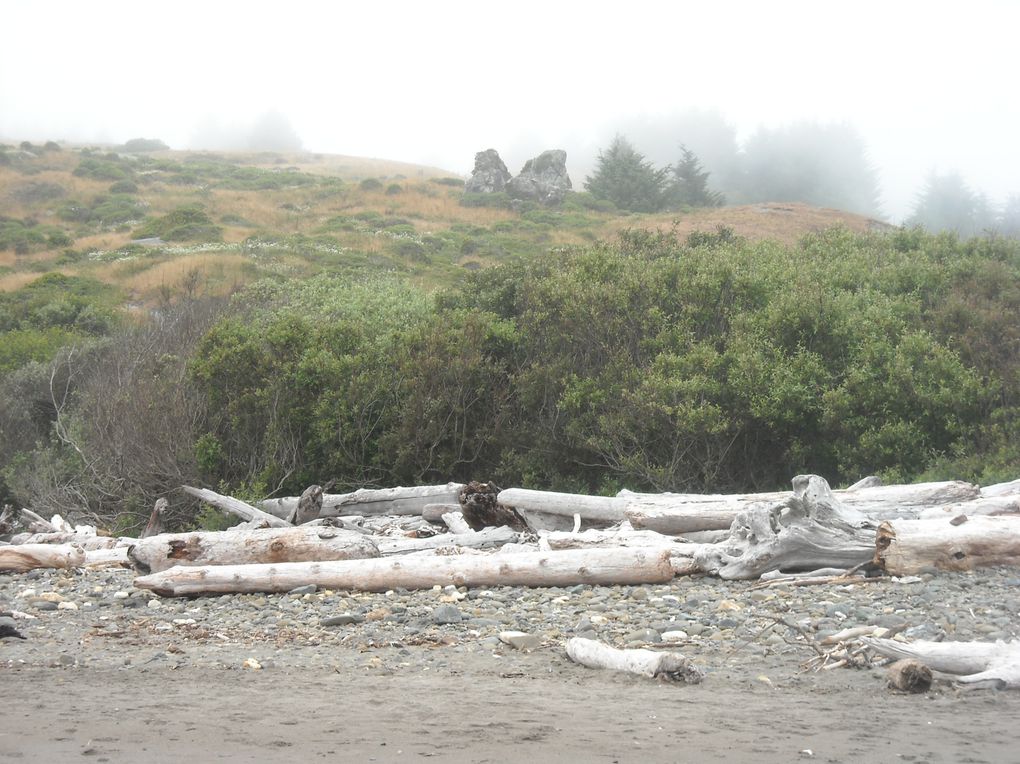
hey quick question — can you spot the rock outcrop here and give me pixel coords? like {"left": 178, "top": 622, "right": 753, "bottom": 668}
{"left": 507, "top": 150, "right": 572, "bottom": 205}
{"left": 464, "top": 149, "right": 511, "bottom": 194}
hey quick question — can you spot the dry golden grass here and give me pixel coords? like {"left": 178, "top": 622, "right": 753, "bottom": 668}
{"left": 106, "top": 253, "right": 254, "bottom": 302}
{"left": 0, "top": 271, "right": 51, "bottom": 292}
{"left": 615, "top": 202, "right": 892, "bottom": 247}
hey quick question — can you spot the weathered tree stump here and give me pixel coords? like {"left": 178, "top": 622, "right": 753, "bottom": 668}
{"left": 459, "top": 482, "right": 527, "bottom": 532}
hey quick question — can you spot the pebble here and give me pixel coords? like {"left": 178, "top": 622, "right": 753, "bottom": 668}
{"left": 432, "top": 604, "right": 463, "bottom": 625}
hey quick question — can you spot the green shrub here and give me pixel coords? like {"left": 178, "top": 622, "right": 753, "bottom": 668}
{"left": 359, "top": 178, "right": 384, "bottom": 192}
{"left": 133, "top": 204, "right": 222, "bottom": 242}
{"left": 431, "top": 177, "right": 465, "bottom": 187}
{"left": 121, "top": 137, "right": 169, "bottom": 153}
{"left": 73, "top": 156, "right": 130, "bottom": 181}
{"left": 460, "top": 192, "right": 512, "bottom": 209}
{"left": 109, "top": 180, "right": 138, "bottom": 194}
{"left": 385, "top": 183, "right": 403, "bottom": 195}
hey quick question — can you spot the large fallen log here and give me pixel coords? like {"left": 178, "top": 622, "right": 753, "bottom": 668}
{"left": 875, "top": 515, "right": 1020, "bottom": 575}
{"left": 182, "top": 485, "right": 292, "bottom": 528}
{"left": 624, "top": 480, "right": 981, "bottom": 535}
{"left": 496, "top": 488, "right": 626, "bottom": 531}
{"left": 7, "top": 532, "right": 125, "bottom": 550}
{"left": 863, "top": 637, "right": 1020, "bottom": 689}
{"left": 258, "top": 483, "right": 465, "bottom": 520}
{"left": 127, "top": 525, "right": 381, "bottom": 574}
{"left": 565, "top": 637, "right": 705, "bottom": 683}
{"left": 917, "top": 495, "right": 1020, "bottom": 519}
{"left": 133, "top": 547, "right": 675, "bottom": 597}
{"left": 694, "top": 474, "right": 877, "bottom": 580}
{"left": 0, "top": 543, "right": 86, "bottom": 572}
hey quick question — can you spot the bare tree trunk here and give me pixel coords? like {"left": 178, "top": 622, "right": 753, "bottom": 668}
{"left": 496, "top": 488, "right": 626, "bottom": 531}
{"left": 624, "top": 480, "right": 981, "bottom": 535}
{"left": 875, "top": 515, "right": 1020, "bottom": 575}
{"left": 127, "top": 526, "right": 381, "bottom": 574}
{"left": 258, "top": 483, "right": 465, "bottom": 519}
{"left": 182, "top": 485, "right": 292, "bottom": 528}
{"left": 0, "top": 543, "right": 86, "bottom": 572}
{"left": 133, "top": 547, "right": 675, "bottom": 597}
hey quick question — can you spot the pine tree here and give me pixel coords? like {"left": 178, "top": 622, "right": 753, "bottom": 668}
{"left": 584, "top": 135, "right": 667, "bottom": 213}
{"left": 667, "top": 146, "right": 724, "bottom": 208}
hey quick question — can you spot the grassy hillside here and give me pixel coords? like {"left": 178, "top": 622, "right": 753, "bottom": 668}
{"left": 0, "top": 144, "right": 889, "bottom": 308}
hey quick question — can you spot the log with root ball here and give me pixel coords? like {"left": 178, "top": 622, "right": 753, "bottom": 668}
{"left": 863, "top": 637, "right": 1020, "bottom": 690}
{"left": 133, "top": 547, "right": 675, "bottom": 597}
{"left": 694, "top": 474, "right": 877, "bottom": 579}
{"left": 565, "top": 637, "right": 705, "bottom": 683}
{"left": 875, "top": 515, "right": 1020, "bottom": 575}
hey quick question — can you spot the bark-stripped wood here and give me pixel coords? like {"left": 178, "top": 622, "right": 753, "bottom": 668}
{"left": 422, "top": 503, "right": 461, "bottom": 524}
{"left": 182, "top": 485, "right": 292, "bottom": 528}
{"left": 863, "top": 637, "right": 1020, "bottom": 689}
{"left": 624, "top": 480, "right": 981, "bottom": 535}
{"left": 258, "top": 483, "right": 465, "bottom": 519}
{"left": 0, "top": 543, "right": 86, "bottom": 572}
{"left": 132, "top": 547, "right": 676, "bottom": 597}
{"left": 142, "top": 498, "right": 167, "bottom": 538}
{"left": 694, "top": 475, "right": 877, "bottom": 579}
{"left": 127, "top": 526, "right": 381, "bottom": 574}
{"left": 565, "top": 637, "right": 704, "bottom": 682}
{"left": 875, "top": 515, "right": 1020, "bottom": 575}
{"left": 496, "top": 488, "right": 626, "bottom": 530}
{"left": 441, "top": 511, "right": 472, "bottom": 534}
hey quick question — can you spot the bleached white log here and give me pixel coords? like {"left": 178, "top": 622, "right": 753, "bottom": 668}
{"left": 694, "top": 475, "right": 876, "bottom": 579}
{"left": 540, "top": 528, "right": 688, "bottom": 551}
{"left": 258, "top": 483, "right": 465, "bottom": 519}
{"left": 0, "top": 543, "right": 86, "bottom": 572}
{"left": 917, "top": 495, "right": 1020, "bottom": 519}
{"left": 182, "top": 485, "right": 292, "bottom": 528}
{"left": 497, "top": 489, "right": 626, "bottom": 528}
{"left": 441, "top": 511, "right": 472, "bottom": 534}
{"left": 565, "top": 637, "right": 704, "bottom": 683}
{"left": 863, "top": 637, "right": 1020, "bottom": 689}
{"left": 375, "top": 525, "right": 521, "bottom": 555}
{"left": 624, "top": 480, "right": 980, "bottom": 535}
{"left": 981, "top": 478, "right": 1020, "bottom": 498}
{"left": 8, "top": 532, "right": 125, "bottom": 550}
{"left": 127, "top": 525, "right": 381, "bottom": 574}
{"left": 133, "top": 547, "right": 675, "bottom": 597}
{"left": 19, "top": 508, "right": 56, "bottom": 534}
{"left": 84, "top": 547, "right": 131, "bottom": 568}
{"left": 875, "top": 515, "right": 1020, "bottom": 575}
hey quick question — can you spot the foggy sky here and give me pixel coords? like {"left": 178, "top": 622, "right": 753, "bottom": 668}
{"left": 2, "top": 0, "right": 1018, "bottom": 221}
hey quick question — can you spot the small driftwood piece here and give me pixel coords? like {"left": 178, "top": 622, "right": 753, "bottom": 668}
{"left": 565, "top": 637, "right": 704, "bottom": 683}
{"left": 0, "top": 543, "right": 86, "bottom": 572}
{"left": 863, "top": 638, "right": 1020, "bottom": 689}
{"left": 875, "top": 515, "right": 1020, "bottom": 574}
{"left": 133, "top": 547, "right": 675, "bottom": 597}
{"left": 422, "top": 503, "right": 460, "bottom": 524}
{"left": 258, "top": 483, "right": 465, "bottom": 519}
{"left": 694, "top": 475, "right": 877, "bottom": 580}
{"left": 182, "top": 485, "right": 292, "bottom": 529}
{"left": 127, "top": 525, "right": 381, "bottom": 574}
{"left": 19, "top": 509, "right": 56, "bottom": 534}
{"left": 887, "top": 659, "right": 933, "bottom": 693}
{"left": 441, "top": 511, "right": 472, "bottom": 534}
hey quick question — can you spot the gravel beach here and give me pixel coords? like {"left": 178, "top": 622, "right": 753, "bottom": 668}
{"left": 2, "top": 565, "right": 1019, "bottom": 762}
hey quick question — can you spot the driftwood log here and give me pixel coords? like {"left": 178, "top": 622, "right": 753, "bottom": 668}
{"left": 133, "top": 547, "right": 675, "bottom": 597}
{"left": 624, "top": 480, "right": 981, "bottom": 535}
{"left": 0, "top": 543, "right": 86, "bottom": 572}
{"left": 257, "top": 483, "right": 465, "bottom": 520}
{"left": 142, "top": 498, "right": 167, "bottom": 538}
{"left": 694, "top": 474, "right": 877, "bottom": 579}
{"left": 863, "top": 637, "right": 1020, "bottom": 689}
{"left": 496, "top": 488, "right": 626, "bottom": 532}
{"left": 565, "top": 637, "right": 705, "bottom": 683}
{"left": 875, "top": 515, "right": 1020, "bottom": 575}
{"left": 182, "top": 486, "right": 292, "bottom": 528}
{"left": 127, "top": 526, "right": 381, "bottom": 574}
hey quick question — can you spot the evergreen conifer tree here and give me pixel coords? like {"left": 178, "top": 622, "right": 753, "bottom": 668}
{"left": 667, "top": 146, "right": 724, "bottom": 208}
{"left": 584, "top": 135, "right": 667, "bottom": 213}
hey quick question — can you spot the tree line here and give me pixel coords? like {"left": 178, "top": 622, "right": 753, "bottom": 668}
{"left": 2, "top": 226, "right": 1017, "bottom": 531}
